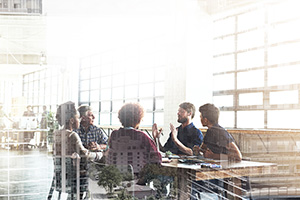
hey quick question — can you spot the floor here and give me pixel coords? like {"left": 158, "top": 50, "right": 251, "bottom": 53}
{"left": 0, "top": 147, "right": 108, "bottom": 200}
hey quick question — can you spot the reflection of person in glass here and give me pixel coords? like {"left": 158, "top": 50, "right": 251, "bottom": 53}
{"left": 48, "top": 101, "right": 103, "bottom": 200}
{"left": 153, "top": 102, "right": 203, "bottom": 156}
{"left": 40, "top": 105, "right": 49, "bottom": 129}
{"left": 106, "top": 102, "right": 161, "bottom": 175}
{"left": 23, "top": 105, "right": 35, "bottom": 117}
{"left": 0, "top": 103, "right": 14, "bottom": 129}
{"left": 23, "top": 105, "right": 35, "bottom": 141}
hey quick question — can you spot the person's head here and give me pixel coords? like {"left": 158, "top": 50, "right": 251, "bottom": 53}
{"left": 199, "top": 103, "right": 219, "bottom": 126}
{"left": 77, "top": 105, "right": 95, "bottom": 127}
{"left": 177, "top": 102, "right": 196, "bottom": 124}
{"left": 118, "top": 102, "right": 144, "bottom": 129}
{"left": 43, "top": 105, "right": 47, "bottom": 111}
{"left": 27, "top": 105, "right": 32, "bottom": 111}
{"left": 56, "top": 101, "right": 79, "bottom": 130}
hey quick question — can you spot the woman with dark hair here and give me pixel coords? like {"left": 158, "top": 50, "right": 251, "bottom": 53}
{"left": 48, "top": 101, "right": 102, "bottom": 200}
{"left": 106, "top": 102, "right": 161, "bottom": 175}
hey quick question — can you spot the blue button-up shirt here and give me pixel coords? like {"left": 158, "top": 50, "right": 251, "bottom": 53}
{"left": 75, "top": 124, "right": 108, "bottom": 148}
{"left": 163, "top": 122, "right": 203, "bottom": 155}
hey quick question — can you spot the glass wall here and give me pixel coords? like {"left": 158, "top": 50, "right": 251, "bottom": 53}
{"left": 78, "top": 40, "right": 166, "bottom": 127}
{"left": 212, "top": 0, "right": 300, "bottom": 129}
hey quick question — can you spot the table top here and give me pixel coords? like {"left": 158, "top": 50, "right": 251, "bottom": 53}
{"left": 161, "top": 156, "right": 277, "bottom": 180}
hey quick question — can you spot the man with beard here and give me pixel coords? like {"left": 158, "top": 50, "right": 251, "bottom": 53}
{"left": 152, "top": 102, "right": 203, "bottom": 156}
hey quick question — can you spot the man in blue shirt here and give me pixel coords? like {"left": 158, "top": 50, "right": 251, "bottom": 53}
{"left": 153, "top": 102, "right": 203, "bottom": 156}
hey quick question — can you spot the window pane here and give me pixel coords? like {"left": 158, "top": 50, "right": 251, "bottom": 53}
{"left": 219, "top": 111, "right": 234, "bottom": 128}
{"left": 91, "top": 55, "right": 101, "bottom": 67}
{"left": 90, "top": 102, "right": 99, "bottom": 113}
{"left": 140, "top": 112, "right": 153, "bottom": 127}
{"left": 155, "top": 67, "right": 165, "bottom": 82}
{"left": 155, "top": 98, "right": 164, "bottom": 110}
{"left": 237, "top": 49, "right": 264, "bottom": 70}
{"left": 139, "top": 98, "right": 153, "bottom": 111}
{"left": 112, "top": 73, "right": 124, "bottom": 87}
{"left": 101, "top": 88, "right": 111, "bottom": 100}
{"left": 269, "top": 19, "right": 300, "bottom": 44}
{"left": 100, "top": 113, "right": 110, "bottom": 125}
{"left": 154, "top": 112, "right": 164, "bottom": 126}
{"left": 90, "top": 79, "right": 100, "bottom": 90}
{"left": 237, "top": 111, "right": 264, "bottom": 128}
{"left": 155, "top": 82, "right": 164, "bottom": 96}
{"left": 125, "top": 71, "right": 138, "bottom": 85}
{"left": 139, "top": 83, "right": 153, "bottom": 98}
{"left": 140, "top": 68, "right": 154, "bottom": 83}
{"left": 213, "top": 55, "right": 235, "bottom": 73}
{"left": 237, "top": 70, "right": 264, "bottom": 89}
{"left": 269, "top": 1, "right": 299, "bottom": 23}
{"left": 238, "top": 9, "right": 264, "bottom": 31}
{"left": 268, "top": 110, "right": 300, "bottom": 129}
{"left": 90, "top": 90, "right": 99, "bottom": 101}
{"left": 125, "top": 85, "right": 138, "bottom": 99}
{"left": 80, "top": 80, "right": 89, "bottom": 91}
{"left": 213, "top": 74, "right": 234, "bottom": 91}
{"left": 101, "top": 76, "right": 111, "bottom": 88}
{"left": 80, "top": 91, "right": 89, "bottom": 102}
{"left": 213, "top": 95, "right": 233, "bottom": 107}
{"left": 81, "top": 57, "right": 90, "bottom": 69}
{"left": 268, "top": 65, "right": 300, "bottom": 86}
{"left": 101, "top": 101, "right": 111, "bottom": 112}
{"left": 214, "top": 17, "right": 235, "bottom": 36}
{"left": 80, "top": 68, "right": 90, "bottom": 79}
{"left": 112, "top": 87, "right": 123, "bottom": 100}
{"left": 112, "top": 100, "right": 123, "bottom": 112}
{"left": 111, "top": 112, "right": 121, "bottom": 126}
{"left": 91, "top": 67, "right": 101, "bottom": 78}
{"left": 101, "top": 64, "right": 112, "bottom": 76}
{"left": 213, "top": 36, "right": 235, "bottom": 55}
{"left": 237, "top": 29, "right": 264, "bottom": 51}
{"left": 239, "top": 93, "right": 263, "bottom": 106}
{"left": 268, "top": 43, "right": 300, "bottom": 65}
{"left": 270, "top": 90, "right": 298, "bottom": 105}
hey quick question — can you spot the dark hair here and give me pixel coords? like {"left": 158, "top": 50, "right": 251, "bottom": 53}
{"left": 179, "top": 102, "right": 196, "bottom": 119}
{"left": 118, "top": 103, "right": 144, "bottom": 128}
{"left": 56, "top": 101, "right": 77, "bottom": 127}
{"left": 199, "top": 103, "right": 219, "bottom": 124}
{"left": 77, "top": 105, "right": 92, "bottom": 118}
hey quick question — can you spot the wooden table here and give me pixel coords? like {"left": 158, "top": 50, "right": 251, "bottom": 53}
{"left": 162, "top": 158, "right": 277, "bottom": 200}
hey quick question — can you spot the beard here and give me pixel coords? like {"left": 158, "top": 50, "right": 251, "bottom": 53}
{"left": 177, "top": 116, "right": 188, "bottom": 124}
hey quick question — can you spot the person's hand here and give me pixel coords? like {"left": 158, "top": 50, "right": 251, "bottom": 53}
{"left": 203, "top": 148, "right": 214, "bottom": 158}
{"left": 193, "top": 145, "right": 200, "bottom": 156}
{"left": 88, "top": 142, "right": 100, "bottom": 151}
{"left": 170, "top": 123, "right": 178, "bottom": 141}
{"left": 152, "top": 123, "right": 162, "bottom": 139}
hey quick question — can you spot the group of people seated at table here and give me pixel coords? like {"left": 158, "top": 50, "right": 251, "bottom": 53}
{"left": 49, "top": 100, "right": 242, "bottom": 199}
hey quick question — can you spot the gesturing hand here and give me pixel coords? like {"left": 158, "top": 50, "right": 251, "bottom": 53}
{"left": 170, "top": 123, "right": 178, "bottom": 141}
{"left": 152, "top": 123, "right": 162, "bottom": 139}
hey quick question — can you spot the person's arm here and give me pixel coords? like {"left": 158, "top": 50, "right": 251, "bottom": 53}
{"left": 152, "top": 123, "right": 166, "bottom": 152}
{"left": 202, "top": 142, "right": 242, "bottom": 161}
{"left": 72, "top": 132, "right": 103, "bottom": 161}
{"left": 170, "top": 123, "right": 193, "bottom": 156}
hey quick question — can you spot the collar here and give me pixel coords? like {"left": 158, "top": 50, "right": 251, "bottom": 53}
{"left": 179, "top": 122, "right": 194, "bottom": 130}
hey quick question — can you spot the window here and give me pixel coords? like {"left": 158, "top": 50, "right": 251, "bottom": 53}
{"left": 212, "top": 1, "right": 300, "bottom": 129}
{"left": 78, "top": 39, "right": 166, "bottom": 126}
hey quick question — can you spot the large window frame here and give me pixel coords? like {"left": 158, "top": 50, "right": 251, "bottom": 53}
{"left": 212, "top": 1, "right": 300, "bottom": 129}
